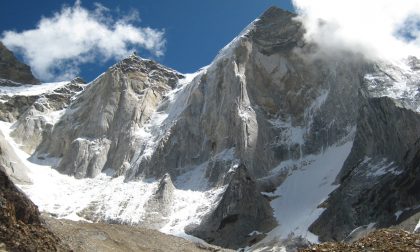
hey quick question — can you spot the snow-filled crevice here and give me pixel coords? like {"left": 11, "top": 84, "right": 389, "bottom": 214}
{"left": 252, "top": 141, "right": 353, "bottom": 249}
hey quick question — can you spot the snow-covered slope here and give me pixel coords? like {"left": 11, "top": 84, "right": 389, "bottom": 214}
{"left": 269, "top": 142, "right": 353, "bottom": 242}
{"left": 0, "top": 119, "right": 224, "bottom": 242}
{"left": 0, "top": 81, "right": 68, "bottom": 96}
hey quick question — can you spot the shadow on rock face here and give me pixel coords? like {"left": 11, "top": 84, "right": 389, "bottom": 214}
{"left": 186, "top": 164, "right": 277, "bottom": 249}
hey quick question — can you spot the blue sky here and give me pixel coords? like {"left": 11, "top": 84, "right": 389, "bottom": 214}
{"left": 0, "top": 0, "right": 294, "bottom": 82}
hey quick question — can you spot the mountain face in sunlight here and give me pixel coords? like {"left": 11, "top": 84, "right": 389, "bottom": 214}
{"left": 0, "top": 6, "right": 419, "bottom": 252}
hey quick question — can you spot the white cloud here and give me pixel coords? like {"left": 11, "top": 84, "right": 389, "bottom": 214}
{"left": 292, "top": 0, "right": 420, "bottom": 61}
{"left": 1, "top": 1, "right": 165, "bottom": 81}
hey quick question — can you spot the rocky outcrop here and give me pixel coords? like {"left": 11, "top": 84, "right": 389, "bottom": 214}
{"left": 186, "top": 164, "right": 276, "bottom": 249}
{"left": 0, "top": 95, "right": 39, "bottom": 123}
{"left": 299, "top": 229, "right": 420, "bottom": 252}
{"left": 143, "top": 174, "right": 176, "bottom": 229}
{"left": 0, "top": 169, "right": 69, "bottom": 251}
{"left": 0, "top": 42, "right": 39, "bottom": 85}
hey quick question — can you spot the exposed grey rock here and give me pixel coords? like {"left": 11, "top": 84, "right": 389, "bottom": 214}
{"left": 6, "top": 78, "right": 86, "bottom": 153}
{"left": 142, "top": 173, "right": 175, "bottom": 229}
{"left": 0, "top": 95, "right": 39, "bottom": 123}
{"left": 127, "top": 7, "right": 368, "bottom": 184}
{"left": 0, "top": 42, "right": 39, "bottom": 84}
{"left": 186, "top": 164, "right": 276, "bottom": 249}
{"left": 394, "top": 211, "right": 420, "bottom": 233}
{"left": 0, "top": 131, "right": 31, "bottom": 184}
{"left": 153, "top": 173, "right": 176, "bottom": 210}
{"left": 343, "top": 223, "right": 377, "bottom": 243}
{"left": 58, "top": 137, "right": 112, "bottom": 178}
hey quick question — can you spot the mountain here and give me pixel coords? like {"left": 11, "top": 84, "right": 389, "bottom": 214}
{"left": 0, "top": 42, "right": 39, "bottom": 85}
{"left": 36, "top": 55, "right": 182, "bottom": 178}
{"left": 0, "top": 6, "right": 419, "bottom": 252}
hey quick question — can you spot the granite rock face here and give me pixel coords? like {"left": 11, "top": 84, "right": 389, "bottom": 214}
{"left": 126, "top": 7, "right": 367, "bottom": 183}
{"left": 0, "top": 42, "right": 39, "bottom": 85}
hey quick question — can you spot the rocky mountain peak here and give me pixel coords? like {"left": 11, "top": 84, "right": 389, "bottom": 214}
{"left": 34, "top": 50, "right": 185, "bottom": 179}
{"left": 0, "top": 42, "right": 39, "bottom": 85}
{"left": 260, "top": 6, "right": 295, "bottom": 20}
{"left": 249, "top": 6, "right": 303, "bottom": 53}
{"left": 111, "top": 53, "right": 183, "bottom": 88}
{"left": 70, "top": 76, "right": 86, "bottom": 85}
{"left": 407, "top": 56, "right": 420, "bottom": 70}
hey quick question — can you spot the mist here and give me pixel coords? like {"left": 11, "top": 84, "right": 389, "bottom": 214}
{"left": 292, "top": 0, "right": 420, "bottom": 62}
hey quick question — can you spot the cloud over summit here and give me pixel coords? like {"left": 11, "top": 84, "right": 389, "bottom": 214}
{"left": 292, "top": 0, "right": 420, "bottom": 61}
{"left": 1, "top": 1, "right": 165, "bottom": 81}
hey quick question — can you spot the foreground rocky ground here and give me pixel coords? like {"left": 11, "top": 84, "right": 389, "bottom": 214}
{"left": 0, "top": 169, "right": 70, "bottom": 251}
{"left": 43, "top": 214, "right": 231, "bottom": 252}
{"left": 299, "top": 229, "right": 420, "bottom": 252}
